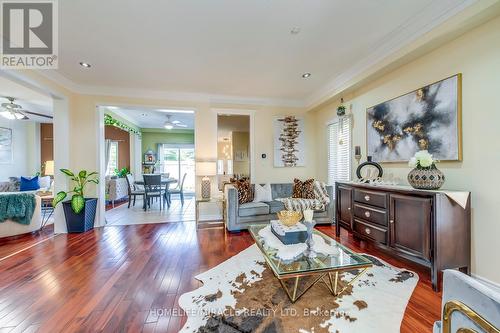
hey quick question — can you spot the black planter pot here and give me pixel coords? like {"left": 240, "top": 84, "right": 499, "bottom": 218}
{"left": 62, "top": 198, "right": 98, "bottom": 233}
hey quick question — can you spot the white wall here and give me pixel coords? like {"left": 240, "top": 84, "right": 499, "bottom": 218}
{"left": 0, "top": 119, "right": 41, "bottom": 181}
{"left": 313, "top": 15, "right": 500, "bottom": 284}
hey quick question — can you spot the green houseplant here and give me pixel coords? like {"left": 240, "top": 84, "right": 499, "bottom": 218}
{"left": 52, "top": 169, "right": 99, "bottom": 233}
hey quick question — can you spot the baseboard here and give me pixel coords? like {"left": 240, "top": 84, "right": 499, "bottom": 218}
{"left": 471, "top": 273, "right": 500, "bottom": 291}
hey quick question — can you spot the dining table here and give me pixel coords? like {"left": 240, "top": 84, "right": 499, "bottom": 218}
{"left": 134, "top": 177, "right": 178, "bottom": 209}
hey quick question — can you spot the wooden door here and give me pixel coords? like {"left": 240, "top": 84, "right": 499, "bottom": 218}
{"left": 389, "top": 194, "right": 432, "bottom": 261}
{"left": 337, "top": 185, "right": 353, "bottom": 230}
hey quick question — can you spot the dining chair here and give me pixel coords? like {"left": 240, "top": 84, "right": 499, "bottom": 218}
{"left": 143, "top": 174, "right": 165, "bottom": 211}
{"left": 168, "top": 173, "right": 187, "bottom": 205}
{"left": 125, "top": 174, "right": 145, "bottom": 208}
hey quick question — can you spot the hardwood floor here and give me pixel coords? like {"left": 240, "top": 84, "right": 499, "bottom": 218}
{"left": 0, "top": 222, "right": 441, "bottom": 332}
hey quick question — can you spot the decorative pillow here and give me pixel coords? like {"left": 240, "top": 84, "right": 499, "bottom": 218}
{"left": 302, "top": 179, "right": 315, "bottom": 199}
{"left": 20, "top": 176, "right": 40, "bottom": 191}
{"left": 235, "top": 178, "right": 253, "bottom": 204}
{"left": 292, "top": 178, "right": 303, "bottom": 198}
{"left": 253, "top": 183, "right": 273, "bottom": 203}
{"left": 38, "top": 176, "right": 51, "bottom": 190}
{"left": 292, "top": 178, "right": 315, "bottom": 199}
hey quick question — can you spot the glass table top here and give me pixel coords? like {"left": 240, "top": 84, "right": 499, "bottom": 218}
{"left": 248, "top": 224, "right": 372, "bottom": 277}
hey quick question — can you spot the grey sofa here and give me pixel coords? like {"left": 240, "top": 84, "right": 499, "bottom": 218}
{"left": 225, "top": 183, "right": 334, "bottom": 232}
{"left": 433, "top": 270, "right": 500, "bottom": 332}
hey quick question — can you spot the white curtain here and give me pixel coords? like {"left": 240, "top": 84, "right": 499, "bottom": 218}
{"left": 105, "top": 139, "right": 112, "bottom": 174}
{"left": 156, "top": 143, "right": 164, "bottom": 174}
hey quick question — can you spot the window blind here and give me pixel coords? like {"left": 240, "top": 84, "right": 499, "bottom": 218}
{"left": 327, "top": 117, "right": 352, "bottom": 188}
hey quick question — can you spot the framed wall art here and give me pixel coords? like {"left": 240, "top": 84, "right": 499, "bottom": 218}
{"left": 273, "top": 116, "right": 305, "bottom": 167}
{"left": 366, "top": 74, "right": 462, "bottom": 162}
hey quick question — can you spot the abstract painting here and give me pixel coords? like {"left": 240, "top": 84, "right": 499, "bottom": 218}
{"left": 274, "top": 116, "right": 305, "bottom": 167}
{"left": 0, "top": 127, "right": 12, "bottom": 163}
{"left": 366, "top": 74, "right": 461, "bottom": 162}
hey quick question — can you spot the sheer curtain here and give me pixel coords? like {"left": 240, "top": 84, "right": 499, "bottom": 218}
{"left": 105, "top": 139, "right": 112, "bottom": 175}
{"left": 157, "top": 143, "right": 164, "bottom": 174}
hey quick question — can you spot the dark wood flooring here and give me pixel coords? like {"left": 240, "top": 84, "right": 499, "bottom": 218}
{"left": 0, "top": 223, "right": 441, "bottom": 332}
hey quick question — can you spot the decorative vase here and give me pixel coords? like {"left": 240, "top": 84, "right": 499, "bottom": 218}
{"left": 303, "top": 220, "right": 317, "bottom": 259}
{"left": 407, "top": 165, "right": 445, "bottom": 190}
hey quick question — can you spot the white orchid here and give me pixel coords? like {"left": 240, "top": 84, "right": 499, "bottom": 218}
{"left": 409, "top": 150, "right": 436, "bottom": 169}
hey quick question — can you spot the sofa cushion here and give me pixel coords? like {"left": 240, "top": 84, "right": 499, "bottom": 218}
{"left": 265, "top": 200, "right": 285, "bottom": 214}
{"left": 271, "top": 183, "right": 293, "bottom": 199}
{"left": 238, "top": 202, "right": 270, "bottom": 217}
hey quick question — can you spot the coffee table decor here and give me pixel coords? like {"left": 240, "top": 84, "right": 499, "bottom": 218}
{"left": 270, "top": 219, "right": 308, "bottom": 245}
{"left": 179, "top": 244, "right": 419, "bottom": 333}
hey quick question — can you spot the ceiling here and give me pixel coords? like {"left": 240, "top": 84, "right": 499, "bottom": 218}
{"left": 49, "top": 0, "right": 475, "bottom": 106}
{"left": 108, "top": 106, "right": 194, "bottom": 130}
{"left": 0, "top": 76, "right": 53, "bottom": 123}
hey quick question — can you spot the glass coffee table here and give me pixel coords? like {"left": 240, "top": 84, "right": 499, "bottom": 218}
{"left": 248, "top": 224, "right": 372, "bottom": 303}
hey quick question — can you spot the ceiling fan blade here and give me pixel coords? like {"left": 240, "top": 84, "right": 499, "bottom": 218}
{"left": 175, "top": 124, "right": 187, "bottom": 128}
{"left": 23, "top": 110, "right": 53, "bottom": 119}
{"left": 172, "top": 120, "right": 181, "bottom": 124}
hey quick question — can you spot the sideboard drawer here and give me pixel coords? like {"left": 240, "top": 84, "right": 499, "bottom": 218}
{"left": 354, "top": 189, "right": 387, "bottom": 208}
{"left": 353, "top": 203, "right": 387, "bottom": 226}
{"left": 353, "top": 219, "right": 387, "bottom": 244}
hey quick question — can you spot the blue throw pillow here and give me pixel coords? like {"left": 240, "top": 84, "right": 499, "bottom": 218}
{"left": 20, "top": 176, "right": 40, "bottom": 191}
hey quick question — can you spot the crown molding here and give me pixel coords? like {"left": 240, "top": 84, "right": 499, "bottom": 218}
{"left": 305, "top": 0, "right": 477, "bottom": 109}
{"left": 36, "top": 70, "right": 306, "bottom": 108}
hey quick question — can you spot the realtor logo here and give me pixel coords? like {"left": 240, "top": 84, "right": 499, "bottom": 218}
{"left": 1, "top": 0, "right": 58, "bottom": 69}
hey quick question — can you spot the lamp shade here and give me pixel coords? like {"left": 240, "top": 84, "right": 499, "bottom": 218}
{"left": 44, "top": 160, "right": 54, "bottom": 176}
{"left": 196, "top": 161, "right": 216, "bottom": 176}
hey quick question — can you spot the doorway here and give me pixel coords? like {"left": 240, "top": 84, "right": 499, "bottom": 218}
{"left": 99, "top": 105, "right": 196, "bottom": 226}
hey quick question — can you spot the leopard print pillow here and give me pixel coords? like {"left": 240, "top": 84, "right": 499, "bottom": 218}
{"left": 292, "top": 178, "right": 316, "bottom": 199}
{"left": 236, "top": 178, "right": 253, "bottom": 204}
{"left": 292, "top": 178, "right": 303, "bottom": 198}
{"left": 302, "top": 179, "right": 316, "bottom": 199}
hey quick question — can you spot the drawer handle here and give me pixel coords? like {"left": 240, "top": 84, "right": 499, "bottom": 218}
{"left": 390, "top": 219, "right": 394, "bottom": 224}
{"left": 364, "top": 195, "right": 370, "bottom": 201}
{"left": 364, "top": 211, "right": 371, "bottom": 218}
{"left": 365, "top": 228, "right": 371, "bottom": 235}
{"left": 347, "top": 207, "right": 351, "bottom": 211}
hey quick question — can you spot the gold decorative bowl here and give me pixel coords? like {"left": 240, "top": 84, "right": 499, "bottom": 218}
{"left": 277, "top": 210, "right": 303, "bottom": 227}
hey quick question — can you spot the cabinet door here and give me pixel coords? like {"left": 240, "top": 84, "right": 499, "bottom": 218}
{"left": 337, "top": 186, "right": 353, "bottom": 230}
{"left": 389, "top": 194, "right": 432, "bottom": 261}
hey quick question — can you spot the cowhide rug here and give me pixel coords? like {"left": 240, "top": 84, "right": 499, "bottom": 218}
{"left": 178, "top": 245, "right": 418, "bottom": 333}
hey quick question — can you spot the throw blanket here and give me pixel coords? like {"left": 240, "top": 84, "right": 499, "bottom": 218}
{"left": 0, "top": 193, "right": 36, "bottom": 225}
{"left": 277, "top": 181, "right": 330, "bottom": 211}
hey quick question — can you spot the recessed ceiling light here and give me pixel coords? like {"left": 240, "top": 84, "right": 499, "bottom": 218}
{"left": 290, "top": 27, "right": 301, "bottom": 35}
{"left": 79, "top": 62, "right": 91, "bottom": 68}
{"left": 302, "top": 73, "right": 311, "bottom": 78}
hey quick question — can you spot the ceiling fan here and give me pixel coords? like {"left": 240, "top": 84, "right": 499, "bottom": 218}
{"left": 0, "top": 97, "right": 53, "bottom": 120}
{"left": 164, "top": 114, "right": 187, "bottom": 130}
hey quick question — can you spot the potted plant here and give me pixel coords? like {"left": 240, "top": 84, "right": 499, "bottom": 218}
{"left": 52, "top": 169, "right": 99, "bottom": 233}
{"left": 114, "top": 167, "right": 129, "bottom": 178}
{"left": 407, "top": 150, "right": 445, "bottom": 190}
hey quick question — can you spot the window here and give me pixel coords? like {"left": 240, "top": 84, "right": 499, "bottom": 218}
{"left": 160, "top": 145, "right": 195, "bottom": 193}
{"left": 327, "top": 117, "right": 352, "bottom": 188}
{"left": 106, "top": 141, "right": 119, "bottom": 176}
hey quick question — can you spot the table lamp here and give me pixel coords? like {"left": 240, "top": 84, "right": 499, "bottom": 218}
{"left": 196, "top": 161, "right": 216, "bottom": 199}
{"left": 44, "top": 160, "right": 54, "bottom": 177}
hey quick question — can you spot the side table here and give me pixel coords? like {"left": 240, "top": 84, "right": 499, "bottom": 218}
{"left": 196, "top": 197, "right": 224, "bottom": 229}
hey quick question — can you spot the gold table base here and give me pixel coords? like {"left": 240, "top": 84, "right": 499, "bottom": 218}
{"left": 278, "top": 268, "right": 370, "bottom": 303}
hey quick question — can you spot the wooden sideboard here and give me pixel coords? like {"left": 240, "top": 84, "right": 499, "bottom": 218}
{"left": 335, "top": 182, "right": 471, "bottom": 291}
